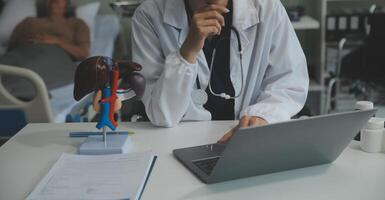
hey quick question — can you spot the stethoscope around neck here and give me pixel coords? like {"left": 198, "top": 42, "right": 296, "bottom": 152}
{"left": 207, "top": 27, "right": 244, "bottom": 100}
{"left": 184, "top": 0, "right": 245, "bottom": 105}
{"left": 187, "top": 22, "right": 245, "bottom": 106}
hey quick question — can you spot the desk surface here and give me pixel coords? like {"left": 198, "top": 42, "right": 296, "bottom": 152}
{"left": 1, "top": 122, "right": 385, "bottom": 200}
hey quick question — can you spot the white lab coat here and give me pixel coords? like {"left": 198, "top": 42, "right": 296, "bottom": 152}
{"left": 132, "top": 0, "right": 309, "bottom": 127}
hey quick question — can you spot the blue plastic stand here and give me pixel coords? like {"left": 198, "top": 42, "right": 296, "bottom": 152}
{"left": 79, "top": 134, "right": 131, "bottom": 155}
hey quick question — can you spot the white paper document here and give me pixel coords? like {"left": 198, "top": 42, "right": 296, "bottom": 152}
{"left": 27, "top": 151, "right": 156, "bottom": 200}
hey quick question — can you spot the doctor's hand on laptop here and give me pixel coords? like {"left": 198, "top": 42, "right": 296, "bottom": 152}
{"left": 218, "top": 116, "right": 268, "bottom": 144}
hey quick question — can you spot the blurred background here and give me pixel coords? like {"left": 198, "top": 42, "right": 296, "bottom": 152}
{"left": 1, "top": 0, "right": 385, "bottom": 146}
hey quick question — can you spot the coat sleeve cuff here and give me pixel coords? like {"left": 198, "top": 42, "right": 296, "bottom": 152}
{"left": 163, "top": 51, "right": 198, "bottom": 77}
{"left": 177, "top": 50, "right": 197, "bottom": 67}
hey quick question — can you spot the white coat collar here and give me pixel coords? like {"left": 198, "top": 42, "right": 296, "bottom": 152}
{"left": 163, "top": 0, "right": 260, "bottom": 30}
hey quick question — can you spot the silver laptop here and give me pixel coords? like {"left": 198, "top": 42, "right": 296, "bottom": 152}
{"left": 173, "top": 109, "right": 376, "bottom": 184}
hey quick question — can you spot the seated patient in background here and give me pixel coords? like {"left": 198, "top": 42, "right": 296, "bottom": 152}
{"left": 9, "top": 0, "right": 89, "bottom": 61}
{"left": 0, "top": 0, "right": 90, "bottom": 97}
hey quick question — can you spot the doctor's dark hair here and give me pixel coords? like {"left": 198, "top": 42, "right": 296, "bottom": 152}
{"left": 37, "top": 0, "right": 75, "bottom": 18}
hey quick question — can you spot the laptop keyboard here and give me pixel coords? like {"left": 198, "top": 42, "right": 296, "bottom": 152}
{"left": 192, "top": 157, "right": 220, "bottom": 175}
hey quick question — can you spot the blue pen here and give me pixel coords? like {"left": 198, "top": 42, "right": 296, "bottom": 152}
{"left": 69, "top": 132, "right": 129, "bottom": 138}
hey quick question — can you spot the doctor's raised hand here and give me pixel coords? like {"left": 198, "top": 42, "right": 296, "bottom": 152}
{"left": 180, "top": 4, "right": 229, "bottom": 63}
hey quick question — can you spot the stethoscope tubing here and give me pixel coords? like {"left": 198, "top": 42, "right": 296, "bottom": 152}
{"left": 183, "top": 0, "right": 245, "bottom": 100}
{"left": 204, "top": 26, "right": 245, "bottom": 100}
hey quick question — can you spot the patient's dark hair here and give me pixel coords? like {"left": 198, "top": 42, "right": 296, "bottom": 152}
{"left": 37, "top": 0, "right": 75, "bottom": 18}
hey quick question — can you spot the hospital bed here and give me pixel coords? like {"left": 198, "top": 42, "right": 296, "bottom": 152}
{"left": 0, "top": 1, "right": 121, "bottom": 138}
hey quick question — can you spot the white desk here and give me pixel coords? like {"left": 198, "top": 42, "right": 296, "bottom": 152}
{"left": 1, "top": 122, "right": 385, "bottom": 200}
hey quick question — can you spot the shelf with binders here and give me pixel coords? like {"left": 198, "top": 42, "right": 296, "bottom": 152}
{"left": 292, "top": 16, "right": 321, "bottom": 30}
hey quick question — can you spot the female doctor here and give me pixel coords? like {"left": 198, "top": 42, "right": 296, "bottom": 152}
{"left": 131, "top": 0, "right": 309, "bottom": 143}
